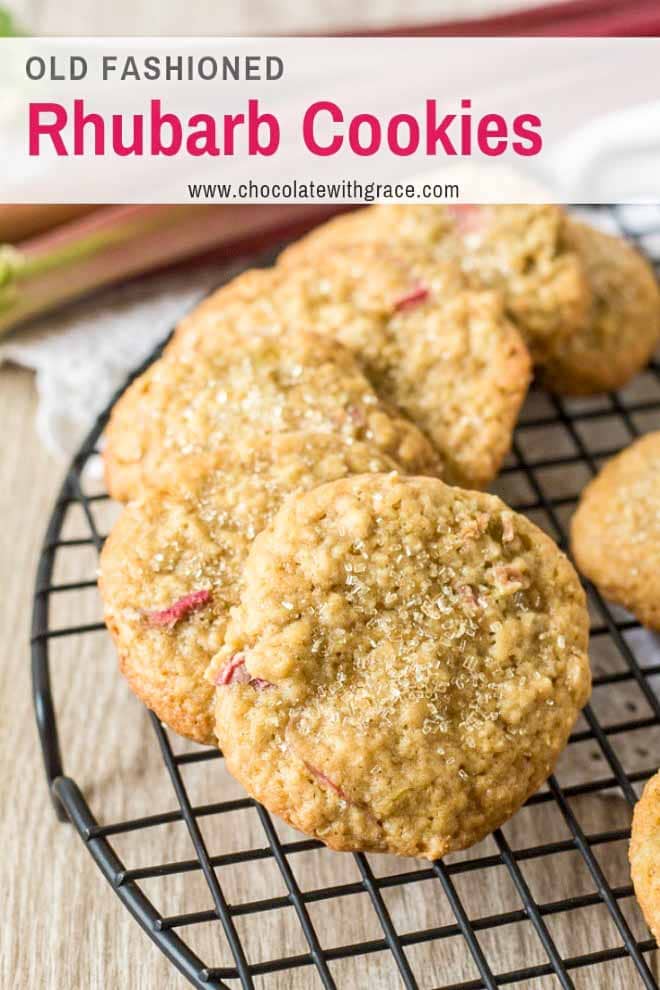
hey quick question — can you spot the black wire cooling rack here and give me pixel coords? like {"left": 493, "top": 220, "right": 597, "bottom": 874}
{"left": 31, "top": 205, "right": 660, "bottom": 990}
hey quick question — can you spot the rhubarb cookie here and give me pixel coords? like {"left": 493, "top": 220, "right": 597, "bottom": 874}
{"left": 213, "top": 474, "right": 591, "bottom": 859}
{"left": 538, "top": 220, "right": 660, "bottom": 394}
{"left": 630, "top": 770, "right": 660, "bottom": 944}
{"left": 100, "top": 433, "right": 401, "bottom": 743}
{"left": 171, "top": 245, "right": 531, "bottom": 489}
{"left": 279, "top": 204, "right": 591, "bottom": 363}
{"left": 103, "top": 328, "right": 440, "bottom": 501}
{"left": 571, "top": 432, "right": 660, "bottom": 629}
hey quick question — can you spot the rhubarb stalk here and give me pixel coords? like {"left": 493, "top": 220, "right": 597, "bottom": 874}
{"left": 0, "top": 203, "right": 332, "bottom": 337}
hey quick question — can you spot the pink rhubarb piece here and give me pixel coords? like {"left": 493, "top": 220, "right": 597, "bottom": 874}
{"left": 146, "top": 589, "right": 212, "bottom": 629}
{"left": 393, "top": 285, "right": 429, "bottom": 312}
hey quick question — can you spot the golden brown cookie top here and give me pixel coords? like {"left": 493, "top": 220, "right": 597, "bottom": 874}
{"left": 100, "top": 433, "right": 402, "bottom": 743}
{"left": 540, "top": 220, "right": 660, "bottom": 395}
{"left": 279, "top": 204, "right": 591, "bottom": 361}
{"left": 170, "top": 242, "right": 530, "bottom": 489}
{"left": 571, "top": 431, "right": 660, "bottom": 629}
{"left": 103, "top": 327, "right": 440, "bottom": 501}
{"left": 213, "top": 473, "right": 591, "bottom": 859}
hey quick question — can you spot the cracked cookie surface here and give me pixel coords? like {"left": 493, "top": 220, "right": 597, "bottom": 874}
{"left": 279, "top": 204, "right": 591, "bottom": 364}
{"left": 103, "top": 328, "right": 439, "bottom": 501}
{"left": 170, "top": 244, "right": 530, "bottom": 489}
{"left": 213, "top": 474, "right": 591, "bottom": 859}
{"left": 100, "top": 433, "right": 401, "bottom": 743}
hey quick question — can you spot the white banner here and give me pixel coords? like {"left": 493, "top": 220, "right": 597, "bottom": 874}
{"left": 1, "top": 37, "right": 660, "bottom": 203}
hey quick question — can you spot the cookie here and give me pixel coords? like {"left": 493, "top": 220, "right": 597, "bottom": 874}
{"left": 538, "top": 220, "right": 660, "bottom": 395}
{"left": 100, "top": 433, "right": 401, "bottom": 743}
{"left": 630, "top": 770, "right": 660, "bottom": 944}
{"left": 571, "top": 432, "right": 660, "bottom": 629}
{"left": 279, "top": 204, "right": 591, "bottom": 363}
{"left": 170, "top": 244, "right": 531, "bottom": 489}
{"left": 103, "top": 328, "right": 440, "bottom": 501}
{"left": 212, "top": 474, "right": 591, "bottom": 859}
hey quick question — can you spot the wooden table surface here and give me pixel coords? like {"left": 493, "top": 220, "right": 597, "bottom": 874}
{"left": 0, "top": 365, "right": 177, "bottom": 988}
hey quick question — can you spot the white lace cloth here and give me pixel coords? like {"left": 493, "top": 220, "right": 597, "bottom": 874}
{"left": 0, "top": 261, "right": 241, "bottom": 459}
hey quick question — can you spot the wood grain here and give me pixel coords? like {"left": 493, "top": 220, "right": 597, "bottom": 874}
{"left": 0, "top": 365, "right": 178, "bottom": 989}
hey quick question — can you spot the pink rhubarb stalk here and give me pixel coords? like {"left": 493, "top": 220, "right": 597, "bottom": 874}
{"left": 0, "top": 205, "right": 95, "bottom": 242}
{"left": 0, "top": 203, "right": 331, "bottom": 337}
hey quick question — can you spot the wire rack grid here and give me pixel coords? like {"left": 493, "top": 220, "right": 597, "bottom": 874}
{"left": 31, "top": 204, "right": 660, "bottom": 990}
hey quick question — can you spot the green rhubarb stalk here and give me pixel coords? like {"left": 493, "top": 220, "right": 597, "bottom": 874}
{"left": 0, "top": 7, "right": 22, "bottom": 36}
{"left": 0, "top": 203, "right": 325, "bottom": 337}
{"left": 0, "top": 206, "right": 192, "bottom": 332}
